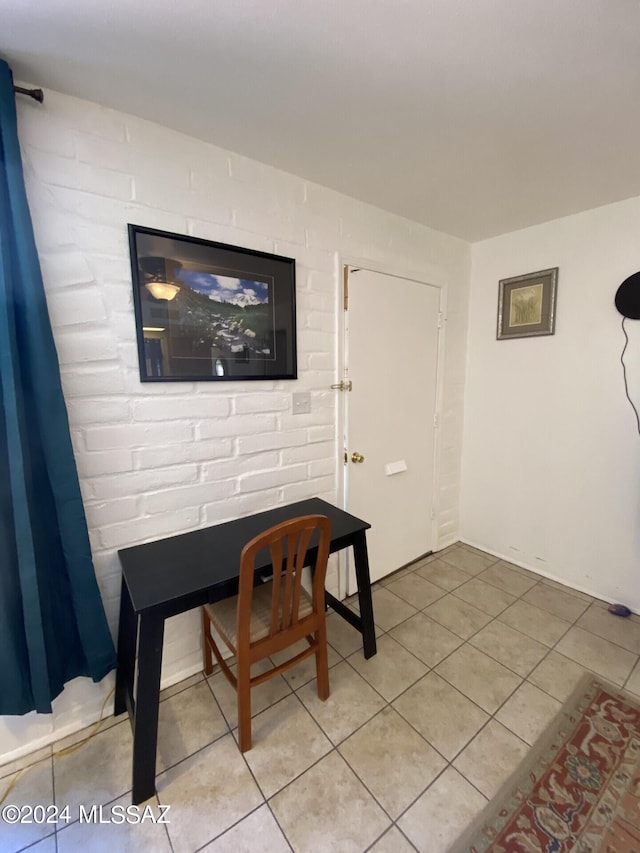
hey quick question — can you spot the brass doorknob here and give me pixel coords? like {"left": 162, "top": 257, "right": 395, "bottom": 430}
{"left": 351, "top": 451, "right": 365, "bottom": 463}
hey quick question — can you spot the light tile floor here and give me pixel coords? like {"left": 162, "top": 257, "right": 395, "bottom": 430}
{"left": 5, "top": 542, "right": 640, "bottom": 852}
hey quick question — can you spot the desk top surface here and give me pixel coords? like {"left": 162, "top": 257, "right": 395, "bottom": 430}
{"left": 118, "top": 497, "right": 370, "bottom": 613}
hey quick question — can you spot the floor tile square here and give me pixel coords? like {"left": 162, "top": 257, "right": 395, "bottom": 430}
{"left": 576, "top": 602, "right": 640, "bottom": 654}
{"left": 425, "top": 594, "right": 493, "bottom": 639}
{"left": 527, "top": 651, "right": 587, "bottom": 701}
{"left": 476, "top": 563, "right": 538, "bottom": 597}
{"left": 452, "top": 577, "right": 516, "bottom": 616}
{"left": 494, "top": 559, "right": 540, "bottom": 580}
{"left": 555, "top": 625, "right": 638, "bottom": 685}
{"left": 498, "top": 599, "right": 571, "bottom": 646}
{"left": 156, "top": 679, "right": 228, "bottom": 771}
{"left": 296, "top": 660, "right": 385, "bottom": 744}
{"left": 393, "top": 672, "right": 489, "bottom": 760}
{"left": 269, "top": 751, "right": 390, "bottom": 852}
{"left": 495, "top": 682, "right": 562, "bottom": 745}
{"left": 371, "top": 587, "right": 419, "bottom": 632}
{"left": 453, "top": 719, "right": 529, "bottom": 798}
{"left": 239, "top": 694, "right": 332, "bottom": 797}
{"left": 339, "top": 706, "right": 446, "bottom": 818}
{"left": 415, "top": 558, "right": 472, "bottom": 591}
{"left": 389, "top": 611, "right": 462, "bottom": 667}
{"left": 53, "top": 720, "right": 132, "bottom": 816}
{"left": 522, "top": 582, "right": 591, "bottom": 623}
{"left": 202, "top": 804, "right": 290, "bottom": 852}
{"left": 156, "top": 734, "right": 264, "bottom": 853}
{"left": 347, "top": 634, "right": 428, "bottom": 701}
{"left": 385, "top": 572, "right": 445, "bottom": 609}
{"left": 470, "top": 620, "right": 548, "bottom": 676}
{"left": 398, "top": 766, "right": 487, "bottom": 852}
{"left": 542, "top": 577, "right": 593, "bottom": 602}
{"left": 435, "top": 644, "right": 521, "bottom": 713}
{"left": 439, "top": 546, "right": 498, "bottom": 576}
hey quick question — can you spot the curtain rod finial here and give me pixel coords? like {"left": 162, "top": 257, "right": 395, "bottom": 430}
{"left": 13, "top": 85, "right": 44, "bottom": 103}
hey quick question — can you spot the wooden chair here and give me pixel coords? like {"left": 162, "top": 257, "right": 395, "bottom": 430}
{"left": 201, "top": 513, "right": 331, "bottom": 752}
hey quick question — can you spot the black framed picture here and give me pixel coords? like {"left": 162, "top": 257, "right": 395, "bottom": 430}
{"left": 128, "top": 225, "right": 297, "bottom": 381}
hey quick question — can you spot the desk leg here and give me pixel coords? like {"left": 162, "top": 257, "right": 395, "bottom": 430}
{"left": 352, "top": 530, "right": 377, "bottom": 659}
{"left": 131, "top": 613, "right": 165, "bottom": 805}
{"left": 114, "top": 577, "right": 136, "bottom": 717}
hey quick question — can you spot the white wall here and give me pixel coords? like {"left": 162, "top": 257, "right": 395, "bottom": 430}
{"left": 1, "top": 89, "right": 470, "bottom": 762}
{"left": 462, "top": 196, "right": 640, "bottom": 607}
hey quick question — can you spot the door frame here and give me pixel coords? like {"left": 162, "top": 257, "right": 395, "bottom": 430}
{"left": 334, "top": 256, "right": 448, "bottom": 596}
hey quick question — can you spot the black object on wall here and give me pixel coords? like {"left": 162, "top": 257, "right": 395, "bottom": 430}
{"left": 615, "top": 271, "right": 640, "bottom": 319}
{"left": 615, "top": 270, "right": 640, "bottom": 437}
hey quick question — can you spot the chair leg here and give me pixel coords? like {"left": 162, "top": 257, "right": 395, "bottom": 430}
{"left": 237, "top": 657, "right": 252, "bottom": 752}
{"left": 315, "top": 621, "right": 330, "bottom": 701}
{"left": 201, "top": 608, "right": 214, "bottom": 676}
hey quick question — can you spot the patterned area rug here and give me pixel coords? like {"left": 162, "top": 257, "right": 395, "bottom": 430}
{"left": 450, "top": 674, "right": 640, "bottom": 852}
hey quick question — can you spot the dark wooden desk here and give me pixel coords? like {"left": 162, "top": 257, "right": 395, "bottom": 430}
{"left": 114, "top": 497, "right": 376, "bottom": 804}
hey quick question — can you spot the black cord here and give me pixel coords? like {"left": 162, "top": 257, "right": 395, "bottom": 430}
{"left": 620, "top": 316, "right": 640, "bottom": 436}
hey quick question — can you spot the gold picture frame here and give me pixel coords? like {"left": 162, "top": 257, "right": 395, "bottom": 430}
{"left": 497, "top": 267, "right": 558, "bottom": 339}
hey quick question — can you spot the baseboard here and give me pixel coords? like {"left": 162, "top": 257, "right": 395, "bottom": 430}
{"left": 457, "top": 537, "right": 621, "bottom": 612}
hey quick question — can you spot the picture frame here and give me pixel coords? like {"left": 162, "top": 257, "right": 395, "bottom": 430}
{"left": 128, "top": 225, "right": 297, "bottom": 381}
{"left": 497, "top": 267, "right": 558, "bottom": 340}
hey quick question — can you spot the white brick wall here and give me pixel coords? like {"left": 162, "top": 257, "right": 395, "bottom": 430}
{"left": 1, "top": 88, "right": 470, "bottom": 763}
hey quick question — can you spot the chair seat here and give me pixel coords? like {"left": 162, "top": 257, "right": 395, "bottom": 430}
{"left": 205, "top": 581, "right": 313, "bottom": 648}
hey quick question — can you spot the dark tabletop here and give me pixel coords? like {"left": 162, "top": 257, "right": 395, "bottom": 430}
{"left": 118, "top": 497, "right": 370, "bottom": 613}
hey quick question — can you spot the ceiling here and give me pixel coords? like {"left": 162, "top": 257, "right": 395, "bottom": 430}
{"left": 2, "top": 0, "right": 639, "bottom": 242}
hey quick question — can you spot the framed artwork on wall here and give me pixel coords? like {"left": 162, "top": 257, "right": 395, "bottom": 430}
{"left": 128, "top": 225, "right": 297, "bottom": 381}
{"left": 497, "top": 267, "right": 558, "bottom": 340}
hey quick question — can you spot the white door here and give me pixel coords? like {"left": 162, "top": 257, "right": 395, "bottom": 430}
{"left": 345, "top": 267, "right": 441, "bottom": 588}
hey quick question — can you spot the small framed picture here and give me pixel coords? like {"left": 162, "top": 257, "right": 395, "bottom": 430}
{"left": 497, "top": 267, "right": 558, "bottom": 340}
{"left": 128, "top": 225, "right": 297, "bottom": 381}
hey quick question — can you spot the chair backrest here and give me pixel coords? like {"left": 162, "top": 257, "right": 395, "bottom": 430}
{"left": 236, "top": 514, "right": 331, "bottom": 652}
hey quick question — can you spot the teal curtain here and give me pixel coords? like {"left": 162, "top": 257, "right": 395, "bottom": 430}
{"left": 0, "top": 61, "right": 116, "bottom": 715}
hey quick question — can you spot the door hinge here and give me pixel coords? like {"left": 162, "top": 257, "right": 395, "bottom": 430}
{"left": 437, "top": 312, "right": 444, "bottom": 329}
{"left": 433, "top": 412, "right": 440, "bottom": 429}
{"left": 330, "top": 380, "right": 353, "bottom": 392}
{"left": 343, "top": 265, "right": 349, "bottom": 311}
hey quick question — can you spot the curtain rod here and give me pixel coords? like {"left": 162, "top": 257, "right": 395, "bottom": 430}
{"left": 13, "top": 85, "right": 44, "bottom": 104}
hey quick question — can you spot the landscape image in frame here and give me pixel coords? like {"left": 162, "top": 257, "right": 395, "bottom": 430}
{"left": 128, "top": 226, "right": 297, "bottom": 381}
